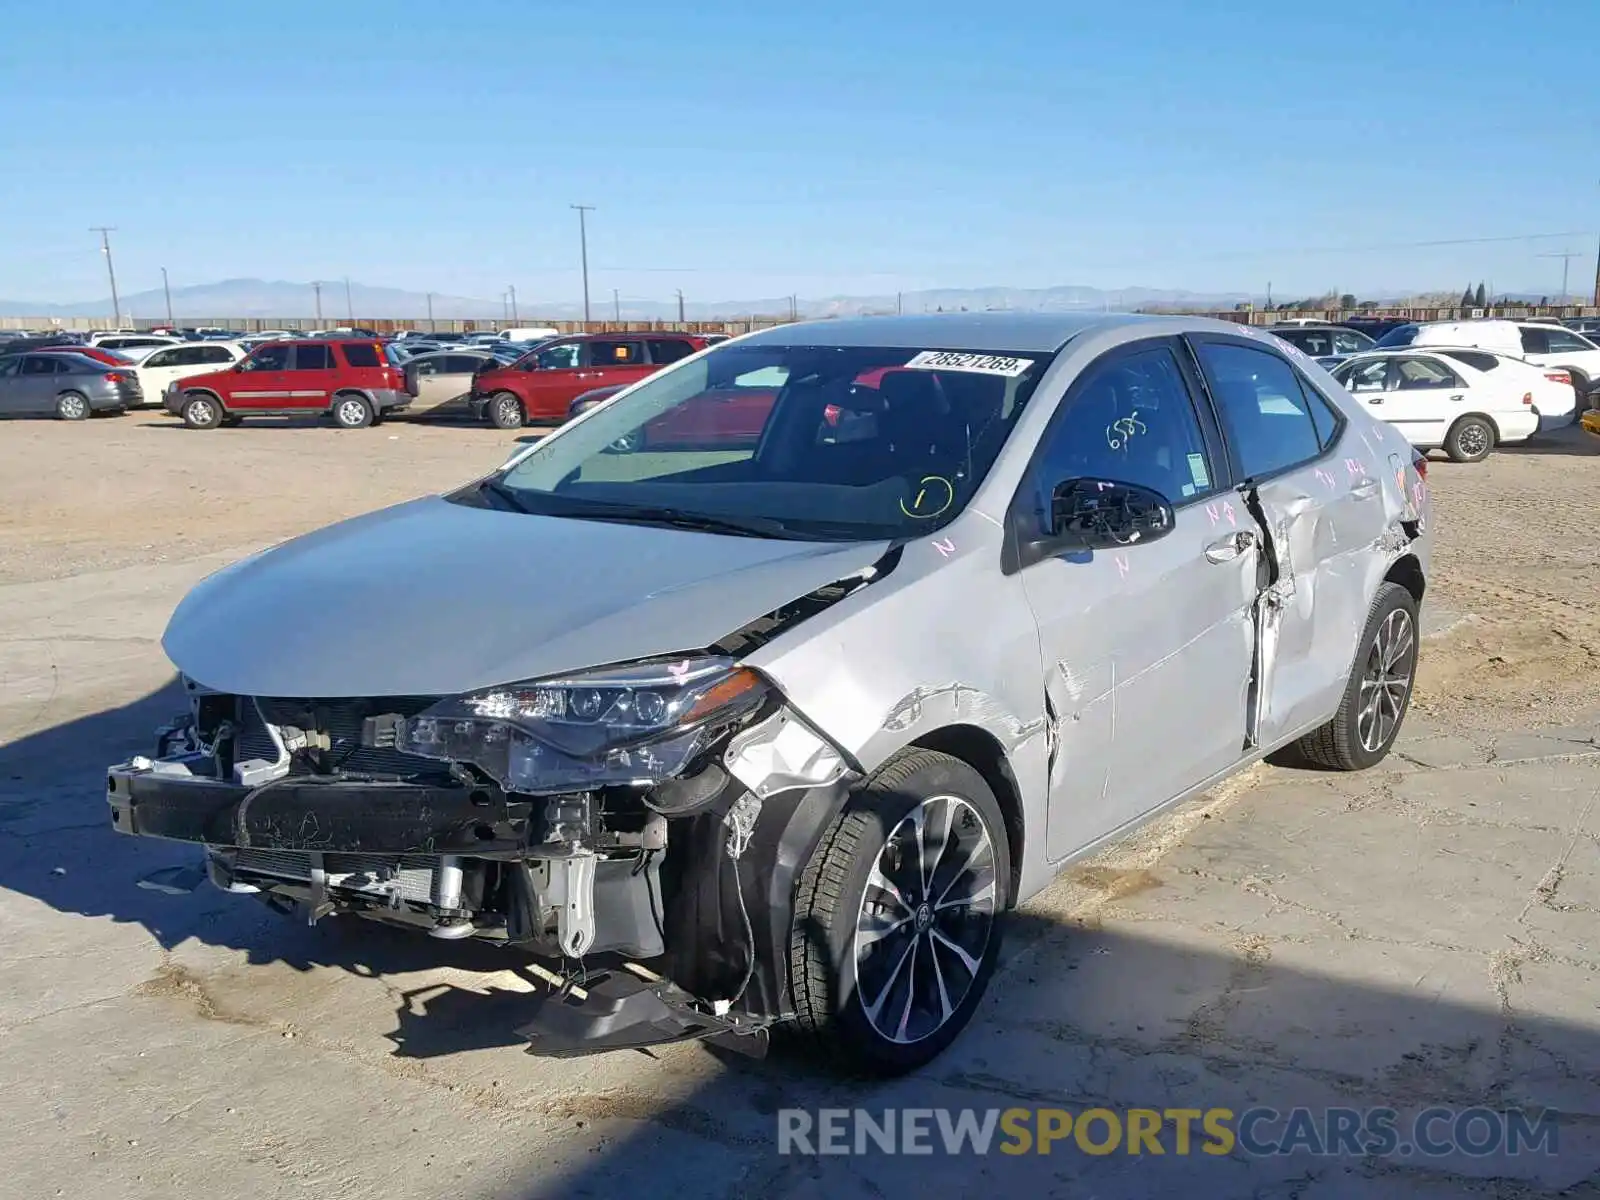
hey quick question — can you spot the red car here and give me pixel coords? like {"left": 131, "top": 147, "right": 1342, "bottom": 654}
{"left": 468, "top": 332, "right": 707, "bottom": 428}
{"left": 165, "top": 339, "right": 410, "bottom": 429}
{"left": 33, "top": 344, "right": 134, "bottom": 366}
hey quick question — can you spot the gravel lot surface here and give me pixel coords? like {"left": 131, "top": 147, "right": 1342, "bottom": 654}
{"left": 2, "top": 412, "right": 1597, "bottom": 1199}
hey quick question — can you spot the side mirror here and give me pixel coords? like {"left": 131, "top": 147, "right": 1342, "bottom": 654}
{"left": 1050, "top": 478, "right": 1175, "bottom": 549}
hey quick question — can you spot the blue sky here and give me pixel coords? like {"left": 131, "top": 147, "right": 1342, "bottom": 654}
{"left": 1, "top": 0, "right": 1595, "bottom": 307}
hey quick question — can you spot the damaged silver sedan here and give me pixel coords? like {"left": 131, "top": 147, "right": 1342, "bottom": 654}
{"left": 108, "top": 313, "right": 1431, "bottom": 1073}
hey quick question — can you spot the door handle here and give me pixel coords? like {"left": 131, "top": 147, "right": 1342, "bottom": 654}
{"left": 1449, "top": 393, "right": 1465, "bottom": 401}
{"left": 1205, "top": 530, "right": 1256, "bottom": 562}
{"left": 1351, "top": 478, "right": 1379, "bottom": 500}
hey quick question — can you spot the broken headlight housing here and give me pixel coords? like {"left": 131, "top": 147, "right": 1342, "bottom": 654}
{"left": 398, "top": 657, "right": 768, "bottom": 793}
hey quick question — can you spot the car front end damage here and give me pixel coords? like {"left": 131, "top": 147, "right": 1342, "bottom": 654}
{"left": 108, "top": 655, "right": 860, "bottom": 1056}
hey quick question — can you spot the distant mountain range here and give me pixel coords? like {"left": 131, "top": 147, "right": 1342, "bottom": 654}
{"left": 0, "top": 277, "right": 1563, "bottom": 322}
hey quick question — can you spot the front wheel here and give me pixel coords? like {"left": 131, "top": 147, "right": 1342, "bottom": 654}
{"left": 1443, "top": 415, "right": 1495, "bottom": 463}
{"left": 181, "top": 394, "right": 222, "bottom": 429}
{"left": 1289, "top": 582, "right": 1419, "bottom": 771}
{"left": 787, "top": 749, "right": 1010, "bottom": 1075}
{"left": 331, "top": 393, "right": 375, "bottom": 429}
{"left": 487, "top": 391, "right": 525, "bottom": 429}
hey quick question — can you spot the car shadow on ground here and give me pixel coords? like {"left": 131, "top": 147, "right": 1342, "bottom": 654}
{"left": 1497, "top": 422, "right": 1600, "bottom": 458}
{"left": 4, "top": 686, "right": 1597, "bottom": 1196}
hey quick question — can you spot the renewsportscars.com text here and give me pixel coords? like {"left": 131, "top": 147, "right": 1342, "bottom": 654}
{"left": 777, "top": 1106, "right": 1560, "bottom": 1158}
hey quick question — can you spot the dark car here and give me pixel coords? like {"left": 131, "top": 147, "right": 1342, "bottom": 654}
{"left": 165, "top": 339, "right": 411, "bottom": 429}
{"left": 1337, "top": 316, "right": 1414, "bottom": 340}
{"left": 0, "top": 352, "right": 141, "bottom": 419}
{"left": 469, "top": 332, "right": 708, "bottom": 428}
{"left": 1267, "top": 324, "right": 1375, "bottom": 360}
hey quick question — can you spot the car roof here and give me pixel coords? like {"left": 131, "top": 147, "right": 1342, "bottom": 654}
{"left": 737, "top": 311, "right": 1209, "bottom": 353}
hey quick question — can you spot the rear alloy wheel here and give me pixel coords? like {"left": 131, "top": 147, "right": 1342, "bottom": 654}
{"left": 181, "top": 394, "right": 222, "bottom": 429}
{"left": 55, "top": 391, "right": 90, "bottom": 421}
{"left": 1290, "top": 582, "right": 1419, "bottom": 771}
{"left": 788, "top": 749, "right": 1009, "bottom": 1075}
{"left": 332, "top": 394, "right": 375, "bottom": 429}
{"left": 487, "top": 391, "right": 525, "bottom": 430}
{"left": 1443, "top": 414, "right": 1494, "bottom": 463}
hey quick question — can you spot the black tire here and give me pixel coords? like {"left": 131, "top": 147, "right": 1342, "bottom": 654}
{"left": 487, "top": 391, "right": 525, "bottom": 429}
{"left": 1443, "top": 414, "right": 1495, "bottom": 463}
{"left": 331, "top": 393, "right": 375, "bottom": 429}
{"left": 1289, "top": 582, "right": 1419, "bottom": 771}
{"left": 1568, "top": 371, "right": 1595, "bottom": 415}
{"left": 787, "top": 749, "right": 1010, "bottom": 1075}
{"left": 55, "top": 391, "right": 90, "bottom": 421}
{"left": 181, "top": 393, "right": 222, "bottom": 429}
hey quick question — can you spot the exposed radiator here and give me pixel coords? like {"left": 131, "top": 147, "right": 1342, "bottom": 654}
{"left": 232, "top": 848, "right": 441, "bottom": 904}
{"left": 232, "top": 695, "right": 445, "bottom": 779}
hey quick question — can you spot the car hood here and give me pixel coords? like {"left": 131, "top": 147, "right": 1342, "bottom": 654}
{"left": 163, "top": 494, "right": 889, "bottom": 697}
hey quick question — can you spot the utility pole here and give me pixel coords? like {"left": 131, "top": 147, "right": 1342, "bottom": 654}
{"left": 343, "top": 276, "right": 354, "bottom": 323}
{"left": 1537, "top": 250, "right": 1581, "bottom": 304}
{"left": 1266, "top": 281, "right": 1272, "bottom": 310}
{"left": 508, "top": 284, "right": 518, "bottom": 323}
{"left": 571, "top": 205, "right": 595, "bottom": 327}
{"left": 90, "top": 227, "right": 120, "bottom": 324}
{"left": 676, "top": 288, "right": 684, "bottom": 323}
{"left": 161, "top": 267, "right": 174, "bottom": 326}
{"left": 788, "top": 294, "right": 797, "bottom": 321}
{"left": 312, "top": 281, "right": 323, "bottom": 323}
{"left": 896, "top": 291, "right": 903, "bottom": 315}
{"left": 426, "top": 292, "right": 435, "bottom": 332}
{"left": 612, "top": 289, "right": 620, "bottom": 322}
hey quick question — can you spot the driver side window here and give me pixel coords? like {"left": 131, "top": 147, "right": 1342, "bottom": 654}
{"left": 535, "top": 342, "right": 582, "bottom": 370}
{"left": 1031, "top": 344, "right": 1216, "bottom": 531}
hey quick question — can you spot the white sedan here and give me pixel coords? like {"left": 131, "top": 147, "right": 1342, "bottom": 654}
{"left": 128, "top": 341, "right": 246, "bottom": 408}
{"left": 1329, "top": 349, "right": 1540, "bottom": 462}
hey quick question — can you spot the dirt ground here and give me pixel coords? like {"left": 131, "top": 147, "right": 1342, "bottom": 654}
{"left": 2, "top": 410, "right": 1599, "bottom": 1199}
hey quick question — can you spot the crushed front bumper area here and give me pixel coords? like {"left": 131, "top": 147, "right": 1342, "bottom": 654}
{"left": 107, "top": 761, "right": 528, "bottom": 855}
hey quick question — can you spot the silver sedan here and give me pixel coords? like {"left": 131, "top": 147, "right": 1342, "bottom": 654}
{"left": 0, "top": 351, "right": 141, "bottom": 419}
{"left": 108, "top": 312, "right": 1430, "bottom": 1073}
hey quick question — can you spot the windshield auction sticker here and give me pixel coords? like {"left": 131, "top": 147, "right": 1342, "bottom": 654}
{"left": 903, "top": 351, "right": 1035, "bottom": 377}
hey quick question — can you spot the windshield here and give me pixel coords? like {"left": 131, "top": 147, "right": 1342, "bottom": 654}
{"left": 482, "top": 342, "right": 1054, "bottom": 540}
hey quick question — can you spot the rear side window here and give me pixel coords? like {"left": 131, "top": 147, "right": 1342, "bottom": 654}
{"left": 648, "top": 338, "right": 697, "bottom": 365}
{"left": 589, "top": 339, "right": 646, "bottom": 366}
{"left": 1437, "top": 349, "right": 1499, "bottom": 372}
{"left": 1545, "top": 329, "right": 1594, "bottom": 352}
{"left": 1195, "top": 342, "right": 1326, "bottom": 479}
{"left": 197, "top": 346, "right": 236, "bottom": 364}
{"left": 341, "top": 342, "right": 382, "bottom": 368}
{"left": 292, "top": 343, "right": 336, "bottom": 370}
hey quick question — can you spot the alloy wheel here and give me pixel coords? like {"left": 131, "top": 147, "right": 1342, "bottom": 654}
{"left": 187, "top": 399, "right": 214, "bottom": 425}
{"left": 337, "top": 398, "right": 367, "bottom": 427}
{"left": 852, "top": 794, "right": 997, "bottom": 1045}
{"left": 1358, "top": 607, "right": 1415, "bottom": 752}
{"left": 1456, "top": 422, "right": 1490, "bottom": 458}
{"left": 59, "top": 395, "right": 86, "bottom": 419}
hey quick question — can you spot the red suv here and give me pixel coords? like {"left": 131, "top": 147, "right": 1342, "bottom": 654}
{"left": 165, "top": 339, "right": 410, "bottom": 429}
{"left": 468, "top": 332, "right": 707, "bottom": 428}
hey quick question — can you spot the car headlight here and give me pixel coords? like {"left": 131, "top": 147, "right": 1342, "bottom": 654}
{"left": 398, "top": 657, "right": 768, "bottom": 793}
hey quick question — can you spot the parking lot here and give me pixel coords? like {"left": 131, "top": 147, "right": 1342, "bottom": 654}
{"left": 2, "top": 413, "right": 1599, "bottom": 1198}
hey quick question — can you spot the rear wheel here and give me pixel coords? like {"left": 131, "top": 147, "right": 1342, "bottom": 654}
{"left": 55, "top": 391, "right": 89, "bottom": 421}
{"left": 1289, "top": 582, "right": 1419, "bottom": 771}
{"left": 1443, "top": 414, "right": 1494, "bottom": 463}
{"left": 787, "top": 749, "right": 1009, "bottom": 1075}
{"left": 487, "top": 391, "right": 524, "bottom": 429}
{"left": 181, "top": 394, "right": 222, "bottom": 429}
{"left": 332, "top": 393, "right": 375, "bottom": 429}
